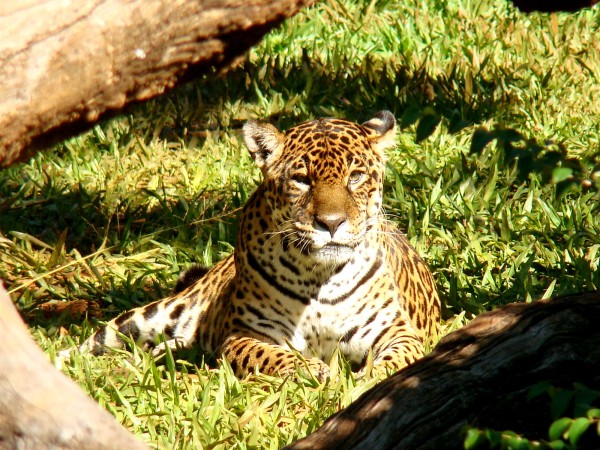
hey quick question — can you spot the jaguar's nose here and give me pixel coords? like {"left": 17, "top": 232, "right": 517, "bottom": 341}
{"left": 314, "top": 212, "right": 347, "bottom": 237}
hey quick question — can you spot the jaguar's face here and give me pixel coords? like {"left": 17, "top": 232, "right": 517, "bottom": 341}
{"left": 244, "top": 111, "right": 397, "bottom": 265}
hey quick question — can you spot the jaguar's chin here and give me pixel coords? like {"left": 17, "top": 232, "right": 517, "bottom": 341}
{"left": 311, "top": 243, "right": 355, "bottom": 266}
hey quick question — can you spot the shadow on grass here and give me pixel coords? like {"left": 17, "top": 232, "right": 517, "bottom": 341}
{"left": 128, "top": 52, "right": 503, "bottom": 147}
{"left": 1, "top": 182, "right": 241, "bottom": 329}
{"left": 3, "top": 53, "right": 598, "bottom": 327}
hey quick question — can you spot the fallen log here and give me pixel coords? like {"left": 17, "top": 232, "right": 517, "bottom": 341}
{"left": 0, "top": 282, "right": 149, "bottom": 449}
{"left": 287, "top": 291, "right": 600, "bottom": 450}
{"left": 0, "top": 0, "right": 314, "bottom": 168}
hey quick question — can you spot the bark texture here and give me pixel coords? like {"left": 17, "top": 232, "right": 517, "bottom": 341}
{"left": 287, "top": 291, "right": 600, "bottom": 450}
{"left": 0, "top": 282, "right": 149, "bottom": 449}
{"left": 0, "top": 0, "right": 314, "bottom": 168}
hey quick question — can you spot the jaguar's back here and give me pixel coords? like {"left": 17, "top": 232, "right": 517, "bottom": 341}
{"left": 78, "top": 111, "right": 441, "bottom": 379}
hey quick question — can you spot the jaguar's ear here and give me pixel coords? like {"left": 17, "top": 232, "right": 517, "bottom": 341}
{"left": 361, "top": 110, "right": 397, "bottom": 154}
{"left": 243, "top": 120, "right": 285, "bottom": 173}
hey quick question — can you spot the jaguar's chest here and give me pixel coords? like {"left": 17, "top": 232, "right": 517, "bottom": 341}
{"left": 288, "top": 277, "right": 402, "bottom": 365}
{"left": 234, "top": 244, "right": 401, "bottom": 365}
{"left": 288, "top": 301, "right": 366, "bottom": 364}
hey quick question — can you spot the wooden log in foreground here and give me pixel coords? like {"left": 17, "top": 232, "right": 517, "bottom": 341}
{"left": 0, "top": 0, "right": 314, "bottom": 168}
{"left": 288, "top": 291, "right": 600, "bottom": 450}
{"left": 0, "top": 282, "right": 149, "bottom": 449}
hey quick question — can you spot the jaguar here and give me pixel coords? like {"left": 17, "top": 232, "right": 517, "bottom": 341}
{"left": 75, "top": 111, "right": 441, "bottom": 380}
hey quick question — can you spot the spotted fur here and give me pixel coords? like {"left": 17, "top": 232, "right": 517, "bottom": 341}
{"left": 76, "top": 111, "right": 441, "bottom": 380}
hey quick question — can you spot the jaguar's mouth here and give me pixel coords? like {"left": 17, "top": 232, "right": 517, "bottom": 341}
{"left": 285, "top": 227, "right": 362, "bottom": 264}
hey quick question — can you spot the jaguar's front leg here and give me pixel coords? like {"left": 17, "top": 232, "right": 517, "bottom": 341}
{"left": 220, "top": 334, "right": 330, "bottom": 381}
{"left": 360, "top": 319, "right": 425, "bottom": 378}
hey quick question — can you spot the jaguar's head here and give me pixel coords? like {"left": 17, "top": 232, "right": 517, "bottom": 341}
{"left": 243, "top": 111, "right": 397, "bottom": 266}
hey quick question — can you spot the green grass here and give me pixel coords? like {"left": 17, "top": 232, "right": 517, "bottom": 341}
{"left": 1, "top": 0, "right": 600, "bottom": 448}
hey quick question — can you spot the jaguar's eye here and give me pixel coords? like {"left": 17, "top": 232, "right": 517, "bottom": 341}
{"left": 291, "top": 173, "right": 310, "bottom": 187}
{"left": 348, "top": 171, "right": 365, "bottom": 186}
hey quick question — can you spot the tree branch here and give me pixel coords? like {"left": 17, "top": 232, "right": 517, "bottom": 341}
{"left": 0, "top": 0, "right": 314, "bottom": 168}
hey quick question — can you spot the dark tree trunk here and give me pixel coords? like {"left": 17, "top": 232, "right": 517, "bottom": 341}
{"left": 0, "top": 0, "right": 314, "bottom": 168}
{"left": 287, "top": 292, "right": 600, "bottom": 450}
{"left": 510, "top": 0, "right": 599, "bottom": 12}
